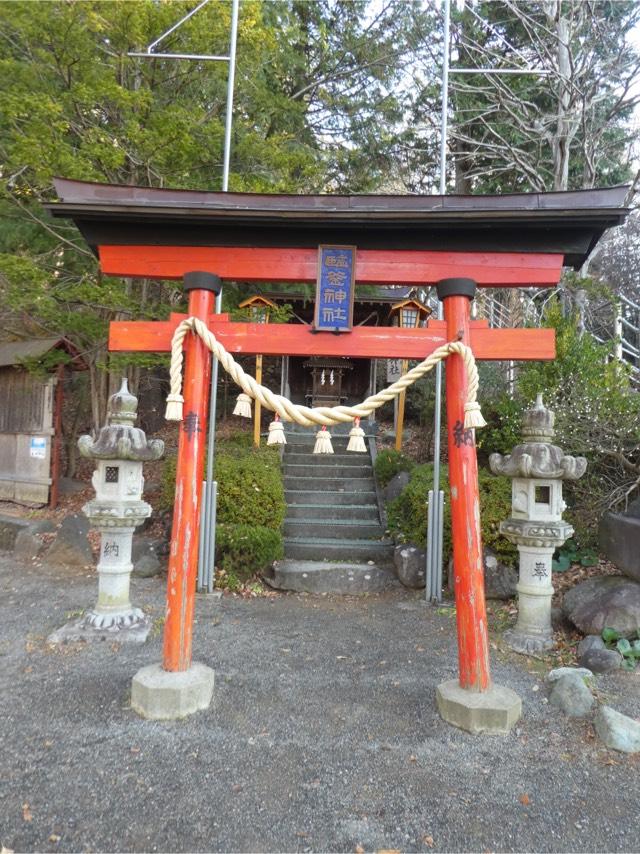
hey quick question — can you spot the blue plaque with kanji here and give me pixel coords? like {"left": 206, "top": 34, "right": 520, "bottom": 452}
{"left": 314, "top": 245, "right": 357, "bottom": 332}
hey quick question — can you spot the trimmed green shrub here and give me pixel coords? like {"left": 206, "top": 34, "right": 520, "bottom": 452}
{"left": 387, "top": 463, "right": 517, "bottom": 566}
{"left": 215, "top": 449, "right": 285, "bottom": 531}
{"left": 161, "top": 441, "right": 285, "bottom": 531}
{"left": 216, "top": 523, "right": 284, "bottom": 581}
{"left": 374, "top": 448, "right": 414, "bottom": 487}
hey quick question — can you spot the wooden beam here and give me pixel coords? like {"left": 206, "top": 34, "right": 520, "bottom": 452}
{"left": 99, "top": 245, "right": 564, "bottom": 287}
{"left": 109, "top": 318, "right": 555, "bottom": 361}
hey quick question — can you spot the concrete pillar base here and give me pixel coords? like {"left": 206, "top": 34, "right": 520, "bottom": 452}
{"left": 131, "top": 662, "right": 214, "bottom": 720}
{"left": 436, "top": 679, "right": 522, "bottom": 734}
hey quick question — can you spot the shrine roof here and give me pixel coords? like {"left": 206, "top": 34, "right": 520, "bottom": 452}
{"left": 0, "top": 337, "right": 86, "bottom": 370}
{"left": 48, "top": 178, "right": 630, "bottom": 268}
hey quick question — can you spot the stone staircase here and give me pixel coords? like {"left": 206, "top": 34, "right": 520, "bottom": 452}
{"left": 266, "top": 425, "right": 396, "bottom": 594}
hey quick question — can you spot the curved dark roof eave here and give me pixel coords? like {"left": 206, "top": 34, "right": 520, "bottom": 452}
{"left": 46, "top": 178, "right": 630, "bottom": 269}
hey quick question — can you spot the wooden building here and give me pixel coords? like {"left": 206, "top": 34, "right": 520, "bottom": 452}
{"left": 0, "top": 338, "right": 84, "bottom": 506}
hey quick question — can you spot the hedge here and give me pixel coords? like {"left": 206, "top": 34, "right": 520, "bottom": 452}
{"left": 386, "top": 462, "right": 517, "bottom": 566}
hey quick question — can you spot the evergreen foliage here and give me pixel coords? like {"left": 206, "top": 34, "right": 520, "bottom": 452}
{"left": 373, "top": 448, "right": 414, "bottom": 487}
{"left": 387, "top": 462, "right": 516, "bottom": 566}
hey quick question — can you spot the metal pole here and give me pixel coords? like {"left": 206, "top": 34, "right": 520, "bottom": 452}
{"left": 199, "top": 290, "right": 222, "bottom": 591}
{"left": 222, "top": 0, "right": 239, "bottom": 192}
{"left": 426, "top": 0, "right": 450, "bottom": 603}
{"left": 200, "top": 0, "right": 237, "bottom": 586}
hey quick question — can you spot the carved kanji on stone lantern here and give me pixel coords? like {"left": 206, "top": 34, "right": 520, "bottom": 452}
{"left": 77, "top": 379, "right": 164, "bottom": 639}
{"left": 490, "top": 394, "right": 586, "bottom": 654}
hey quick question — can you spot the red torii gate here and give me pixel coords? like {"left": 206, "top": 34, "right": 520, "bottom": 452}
{"left": 49, "top": 179, "right": 627, "bottom": 729}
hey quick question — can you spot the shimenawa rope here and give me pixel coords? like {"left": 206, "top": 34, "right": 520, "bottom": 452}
{"left": 164, "top": 316, "right": 486, "bottom": 433}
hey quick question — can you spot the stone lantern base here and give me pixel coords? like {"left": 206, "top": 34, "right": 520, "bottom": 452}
{"left": 48, "top": 610, "right": 151, "bottom": 645}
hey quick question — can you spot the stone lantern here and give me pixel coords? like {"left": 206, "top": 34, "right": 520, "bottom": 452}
{"left": 75, "top": 378, "right": 164, "bottom": 640}
{"left": 490, "top": 394, "right": 586, "bottom": 653}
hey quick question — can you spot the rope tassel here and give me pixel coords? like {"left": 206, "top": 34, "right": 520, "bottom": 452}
{"left": 346, "top": 417, "right": 367, "bottom": 452}
{"left": 267, "top": 414, "right": 286, "bottom": 445}
{"left": 233, "top": 392, "right": 252, "bottom": 418}
{"left": 165, "top": 393, "right": 184, "bottom": 422}
{"left": 463, "top": 401, "right": 487, "bottom": 429}
{"left": 313, "top": 425, "right": 333, "bottom": 454}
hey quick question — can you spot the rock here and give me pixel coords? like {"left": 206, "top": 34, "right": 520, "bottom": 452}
{"left": 624, "top": 496, "right": 640, "bottom": 518}
{"left": 580, "top": 647, "right": 622, "bottom": 674}
{"left": 548, "top": 672, "right": 595, "bottom": 718}
{"left": 551, "top": 606, "right": 573, "bottom": 633}
{"left": 546, "top": 666, "right": 593, "bottom": 684}
{"left": 393, "top": 544, "right": 426, "bottom": 589}
{"left": 0, "top": 514, "right": 30, "bottom": 551}
{"left": 13, "top": 519, "right": 56, "bottom": 561}
{"left": 595, "top": 706, "right": 640, "bottom": 753}
{"left": 483, "top": 548, "right": 518, "bottom": 600}
{"left": 448, "top": 549, "right": 517, "bottom": 600}
{"left": 577, "top": 634, "right": 605, "bottom": 658}
{"left": 46, "top": 513, "right": 92, "bottom": 568}
{"left": 14, "top": 530, "right": 42, "bottom": 561}
{"left": 383, "top": 471, "right": 410, "bottom": 503}
{"left": 599, "top": 512, "right": 640, "bottom": 583}
{"left": 132, "top": 537, "right": 164, "bottom": 578}
{"left": 562, "top": 576, "right": 640, "bottom": 638}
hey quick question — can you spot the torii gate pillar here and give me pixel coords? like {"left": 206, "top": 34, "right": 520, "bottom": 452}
{"left": 435, "top": 278, "right": 521, "bottom": 734}
{"left": 131, "top": 272, "right": 218, "bottom": 720}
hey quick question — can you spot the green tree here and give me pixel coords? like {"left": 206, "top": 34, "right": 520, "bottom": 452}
{"left": 0, "top": 0, "right": 434, "bottom": 430}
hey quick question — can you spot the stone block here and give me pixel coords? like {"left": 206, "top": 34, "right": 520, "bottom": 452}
{"left": 595, "top": 706, "right": 640, "bottom": 753}
{"left": 131, "top": 662, "right": 215, "bottom": 720}
{"left": 436, "top": 679, "right": 522, "bottom": 734}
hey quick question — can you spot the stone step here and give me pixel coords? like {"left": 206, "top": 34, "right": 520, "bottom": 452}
{"left": 283, "top": 451, "right": 371, "bottom": 466}
{"left": 284, "top": 476, "right": 375, "bottom": 492}
{"left": 284, "top": 536, "right": 394, "bottom": 564}
{"left": 283, "top": 422, "right": 378, "bottom": 438}
{"left": 285, "top": 503, "right": 380, "bottom": 521}
{"left": 283, "top": 464, "right": 372, "bottom": 478}
{"left": 265, "top": 559, "right": 396, "bottom": 595}
{"left": 285, "top": 489, "right": 378, "bottom": 506}
{"left": 284, "top": 518, "right": 385, "bottom": 540}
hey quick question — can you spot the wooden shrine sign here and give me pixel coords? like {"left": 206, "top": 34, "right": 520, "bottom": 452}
{"left": 47, "top": 179, "right": 628, "bottom": 723}
{"left": 314, "top": 245, "right": 356, "bottom": 332}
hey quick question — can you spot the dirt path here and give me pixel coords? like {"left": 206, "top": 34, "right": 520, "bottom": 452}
{"left": 1, "top": 555, "right": 639, "bottom": 853}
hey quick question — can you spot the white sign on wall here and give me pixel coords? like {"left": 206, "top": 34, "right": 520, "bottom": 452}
{"left": 29, "top": 437, "right": 47, "bottom": 459}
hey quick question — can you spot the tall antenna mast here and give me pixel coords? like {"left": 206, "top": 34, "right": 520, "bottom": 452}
{"left": 129, "top": 0, "right": 240, "bottom": 591}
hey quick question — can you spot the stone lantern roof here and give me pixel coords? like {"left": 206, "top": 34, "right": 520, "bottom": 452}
{"left": 78, "top": 379, "right": 164, "bottom": 462}
{"left": 489, "top": 394, "right": 587, "bottom": 480}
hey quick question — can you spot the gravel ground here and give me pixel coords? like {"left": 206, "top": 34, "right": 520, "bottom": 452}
{"left": 1, "top": 553, "right": 640, "bottom": 854}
